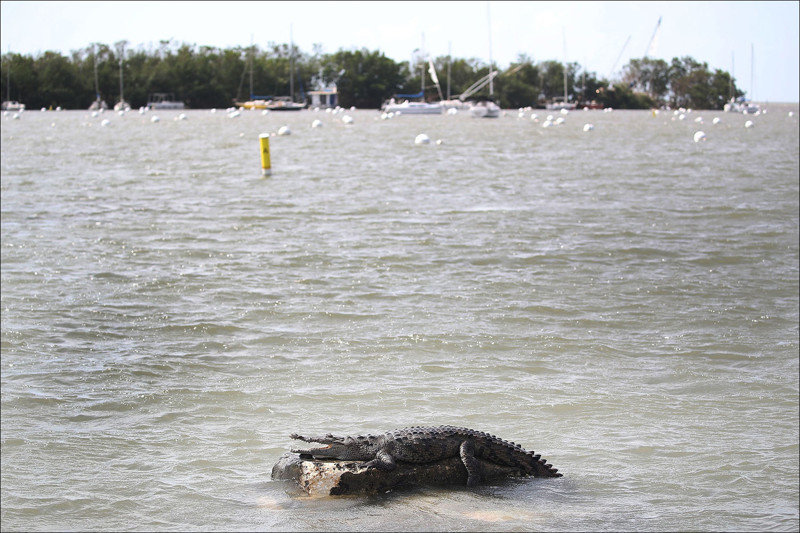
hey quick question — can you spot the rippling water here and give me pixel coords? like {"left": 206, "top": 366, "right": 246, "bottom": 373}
{"left": 2, "top": 105, "right": 798, "bottom": 531}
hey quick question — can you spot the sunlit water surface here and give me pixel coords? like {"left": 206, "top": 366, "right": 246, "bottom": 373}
{"left": 2, "top": 105, "right": 798, "bottom": 531}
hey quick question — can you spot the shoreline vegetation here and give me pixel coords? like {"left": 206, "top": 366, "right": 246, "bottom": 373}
{"left": 2, "top": 40, "right": 748, "bottom": 111}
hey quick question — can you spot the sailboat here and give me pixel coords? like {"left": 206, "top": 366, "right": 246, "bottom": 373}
{"left": 88, "top": 45, "right": 108, "bottom": 111}
{"left": 470, "top": 3, "right": 500, "bottom": 118}
{"left": 113, "top": 43, "right": 130, "bottom": 112}
{"left": 545, "top": 29, "right": 576, "bottom": 111}
{"left": 724, "top": 44, "right": 761, "bottom": 114}
{"left": 234, "top": 29, "right": 306, "bottom": 111}
{"left": 382, "top": 38, "right": 442, "bottom": 115}
{"left": 2, "top": 53, "right": 25, "bottom": 111}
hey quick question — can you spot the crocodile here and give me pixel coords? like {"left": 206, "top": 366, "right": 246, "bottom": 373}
{"left": 290, "top": 425, "right": 561, "bottom": 487}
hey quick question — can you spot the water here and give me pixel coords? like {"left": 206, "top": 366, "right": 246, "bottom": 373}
{"left": 1, "top": 106, "right": 798, "bottom": 531}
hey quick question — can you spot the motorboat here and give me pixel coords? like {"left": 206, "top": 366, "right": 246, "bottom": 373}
{"left": 2, "top": 100, "right": 24, "bottom": 111}
{"left": 382, "top": 99, "right": 442, "bottom": 115}
{"left": 546, "top": 97, "right": 577, "bottom": 111}
{"left": 147, "top": 93, "right": 185, "bottom": 110}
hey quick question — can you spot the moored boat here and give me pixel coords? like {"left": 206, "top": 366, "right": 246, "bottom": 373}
{"left": 147, "top": 93, "right": 185, "bottom": 110}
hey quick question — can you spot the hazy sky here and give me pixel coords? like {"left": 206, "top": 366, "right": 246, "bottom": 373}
{"left": 2, "top": 1, "right": 798, "bottom": 102}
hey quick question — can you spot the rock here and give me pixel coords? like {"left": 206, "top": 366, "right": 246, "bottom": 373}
{"left": 271, "top": 452, "right": 528, "bottom": 496}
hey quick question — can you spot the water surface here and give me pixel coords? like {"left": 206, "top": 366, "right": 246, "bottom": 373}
{"left": 2, "top": 105, "right": 798, "bottom": 531}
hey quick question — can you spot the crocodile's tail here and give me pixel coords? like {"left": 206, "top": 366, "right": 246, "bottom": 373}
{"left": 524, "top": 450, "right": 562, "bottom": 477}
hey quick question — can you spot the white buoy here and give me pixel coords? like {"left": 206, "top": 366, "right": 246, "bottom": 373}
{"left": 210, "top": 108, "right": 217, "bottom": 113}
{"left": 694, "top": 117, "right": 703, "bottom": 123}
{"left": 178, "top": 113, "right": 187, "bottom": 120}
{"left": 278, "top": 125, "right": 291, "bottom": 136}
{"left": 151, "top": 115, "right": 160, "bottom": 123}
{"left": 228, "top": 110, "right": 240, "bottom": 119}
{"left": 530, "top": 113, "right": 538, "bottom": 121}
{"left": 342, "top": 115, "right": 354, "bottom": 124}
{"left": 435, "top": 139, "right": 443, "bottom": 145}
{"left": 583, "top": 123, "right": 594, "bottom": 132}
{"left": 101, "top": 119, "right": 111, "bottom": 127}
{"left": 542, "top": 120, "right": 552, "bottom": 128}
{"left": 744, "top": 120, "right": 754, "bottom": 128}
{"left": 414, "top": 133, "right": 430, "bottom": 145}
{"left": 712, "top": 117, "right": 721, "bottom": 125}
{"left": 447, "top": 108, "right": 457, "bottom": 115}
{"left": 555, "top": 116, "right": 565, "bottom": 125}
{"left": 788, "top": 111, "right": 794, "bottom": 117}
{"left": 262, "top": 109, "right": 270, "bottom": 116}
{"left": 693, "top": 131, "right": 706, "bottom": 142}
{"left": 311, "top": 119, "right": 323, "bottom": 128}
{"left": 91, "top": 111, "right": 99, "bottom": 118}
{"left": 560, "top": 108, "right": 569, "bottom": 115}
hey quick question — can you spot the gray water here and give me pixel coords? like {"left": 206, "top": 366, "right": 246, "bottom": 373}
{"left": 1, "top": 105, "right": 798, "bottom": 532}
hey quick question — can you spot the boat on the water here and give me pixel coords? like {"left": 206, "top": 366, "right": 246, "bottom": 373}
{"left": 545, "top": 97, "right": 577, "bottom": 111}
{"left": 382, "top": 96, "right": 442, "bottom": 115}
{"left": 2, "top": 100, "right": 25, "bottom": 111}
{"left": 236, "top": 96, "right": 305, "bottom": 111}
{"left": 469, "top": 99, "right": 501, "bottom": 118}
{"left": 147, "top": 93, "right": 185, "bottom": 110}
{"left": 470, "top": 3, "right": 500, "bottom": 118}
{"left": 724, "top": 96, "right": 761, "bottom": 115}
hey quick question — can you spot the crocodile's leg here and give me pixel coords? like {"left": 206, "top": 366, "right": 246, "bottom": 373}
{"left": 459, "top": 440, "right": 482, "bottom": 487}
{"left": 361, "top": 448, "right": 396, "bottom": 471}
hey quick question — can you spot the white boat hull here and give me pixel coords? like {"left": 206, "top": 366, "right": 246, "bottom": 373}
{"left": 382, "top": 101, "right": 442, "bottom": 115}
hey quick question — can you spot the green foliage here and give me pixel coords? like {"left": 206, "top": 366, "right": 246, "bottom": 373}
{"left": 1, "top": 41, "right": 742, "bottom": 110}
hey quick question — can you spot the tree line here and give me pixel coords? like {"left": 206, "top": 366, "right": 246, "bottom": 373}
{"left": 1, "top": 40, "right": 744, "bottom": 111}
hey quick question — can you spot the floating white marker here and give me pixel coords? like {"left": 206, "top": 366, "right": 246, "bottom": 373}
{"left": 91, "top": 111, "right": 99, "bottom": 118}
{"left": 414, "top": 133, "right": 430, "bottom": 145}
{"left": 542, "top": 120, "right": 552, "bottom": 128}
{"left": 262, "top": 109, "right": 269, "bottom": 116}
{"left": 447, "top": 108, "right": 458, "bottom": 115}
{"left": 560, "top": 108, "right": 569, "bottom": 115}
{"left": 530, "top": 113, "right": 538, "bottom": 121}
{"left": 311, "top": 119, "right": 323, "bottom": 128}
{"left": 693, "top": 131, "right": 706, "bottom": 142}
{"left": 178, "top": 113, "right": 187, "bottom": 120}
{"left": 435, "top": 139, "right": 443, "bottom": 145}
{"left": 101, "top": 119, "right": 110, "bottom": 127}
{"left": 555, "top": 116, "right": 565, "bottom": 125}
{"left": 694, "top": 117, "right": 703, "bottom": 123}
{"left": 151, "top": 115, "right": 160, "bottom": 123}
{"left": 342, "top": 115, "right": 354, "bottom": 124}
{"left": 712, "top": 117, "right": 721, "bottom": 125}
{"left": 789, "top": 111, "right": 794, "bottom": 117}
{"left": 228, "top": 110, "right": 240, "bottom": 119}
{"left": 210, "top": 108, "right": 217, "bottom": 113}
{"left": 259, "top": 133, "right": 271, "bottom": 176}
{"left": 745, "top": 120, "right": 754, "bottom": 128}
{"left": 278, "top": 125, "right": 291, "bottom": 136}
{"left": 583, "top": 123, "right": 594, "bottom": 132}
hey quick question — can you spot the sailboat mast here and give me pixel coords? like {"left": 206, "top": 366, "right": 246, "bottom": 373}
{"left": 750, "top": 43, "right": 754, "bottom": 101}
{"left": 562, "top": 28, "right": 568, "bottom": 102}
{"left": 92, "top": 45, "right": 100, "bottom": 99}
{"left": 487, "top": 3, "right": 493, "bottom": 97}
{"left": 249, "top": 35, "right": 254, "bottom": 100}
{"left": 447, "top": 41, "right": 451, "bottom": 101}
{"left": 118, "top": 43, "right": 124, "bottom": 104}
{"left": 290, "top": 25, "right": 295, "bottom": 102}
{"left": 420, "top": 33, "right": 425, "bottom": 99}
